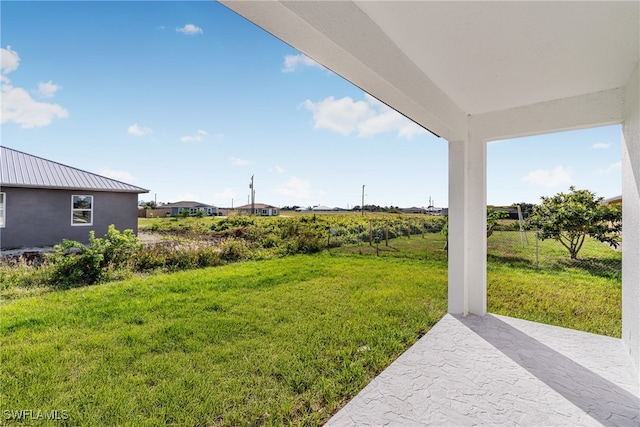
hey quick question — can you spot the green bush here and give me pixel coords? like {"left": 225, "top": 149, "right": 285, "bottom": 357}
{"left": 219, "top": 238, "right": 251, "bottom": 262}
{"left": 48, "top": 225, "right": 141, "bottom": 288}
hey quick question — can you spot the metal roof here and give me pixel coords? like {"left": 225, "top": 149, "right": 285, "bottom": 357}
{"left": 0, "top": 146, "right": 148, "bottom": 193}
{"left": 162, "top": 201, "right": 216, "bottom": 208}
{"left": 235, "top": 203, "right": 278, "bottom": 209}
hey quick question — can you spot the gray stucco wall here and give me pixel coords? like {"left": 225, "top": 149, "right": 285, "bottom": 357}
{"left": 0, "top": 187, "right": 139, "bottom": 249}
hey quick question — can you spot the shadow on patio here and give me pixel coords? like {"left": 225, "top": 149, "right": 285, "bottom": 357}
{"left": 326, "top": 314, "right": 639, "bottom": 426}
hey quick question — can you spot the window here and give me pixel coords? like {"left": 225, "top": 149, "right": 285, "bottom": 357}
{"left": 262, "top": 209, "right": 267, "bottom": 215}
{"left": 72, "top": 195, "right": 93, "bottom": 225}
{"left": 0, "top": 193, "right": 5, "bottom": 228}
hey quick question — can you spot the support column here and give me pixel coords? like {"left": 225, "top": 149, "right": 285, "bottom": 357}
{"left": 622, "top": 64, "right": 639, "bottom": 375}
{"left": 448, "top": 134, "right": 487, "bottom": 316}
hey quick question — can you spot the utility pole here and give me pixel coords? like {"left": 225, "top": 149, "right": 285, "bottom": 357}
{"left": 250, "top": 175, "right": 255, "bottom": 215}
{"left": 361, "top": 185, "right": 365, "bottom": 216}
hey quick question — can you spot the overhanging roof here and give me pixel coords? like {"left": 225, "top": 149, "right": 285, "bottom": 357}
{"left": 220, "top": 1, "right": 639, "bottom": 141}
{"left": 0, "top": 146, "right": 149, "bottom": 193}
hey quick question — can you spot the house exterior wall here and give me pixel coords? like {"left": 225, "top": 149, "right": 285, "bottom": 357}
{"left": 237, "top": 207, "right": 279, "bottom": 216}
{"left": 0, "top": 187, "right": 139, "bottom": 249}
{"left": 167, "top": 206, "right": 217, "bottom": 216}
{"left": 622, "top": 63, "right": 640, "bottom": 374}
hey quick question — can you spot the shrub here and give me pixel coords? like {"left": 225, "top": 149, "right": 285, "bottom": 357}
{"left": 219, "top": 238, "right": 251, "bottom": 262}
{"left": 134, "top": 241, "right": 222, "bottom": 272}
{"left": 48, "top": 226, "right": 141, "bottom": 288}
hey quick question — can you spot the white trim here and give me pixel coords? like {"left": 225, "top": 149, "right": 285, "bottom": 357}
{"left": 0, "top": 192, "right": 5, "bottom": 228}
{"left": 71, "top": 195, "right": 94, "bottom": 226}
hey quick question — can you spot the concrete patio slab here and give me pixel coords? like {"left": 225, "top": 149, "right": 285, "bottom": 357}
{"left": 326, "top": 314, "right": 639, "bottom": 426}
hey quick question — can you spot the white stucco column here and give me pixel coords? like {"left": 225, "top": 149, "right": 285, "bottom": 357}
{"left": 448, "top": 134, "right": 487, "bottom": 316}
{"left": 622, "top": 64, "right": 639, "bottom": 375}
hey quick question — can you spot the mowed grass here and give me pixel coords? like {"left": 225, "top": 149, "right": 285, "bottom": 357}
{"left": 1, "top": 254, "right": 447, "bottom": 426}
{"left": 487, "top": 231, "right": 621, "bottom": 337}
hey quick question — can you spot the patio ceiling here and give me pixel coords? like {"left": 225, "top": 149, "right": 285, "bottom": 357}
{"left": 220, "top": 1, "right": 639, "bottom": 141}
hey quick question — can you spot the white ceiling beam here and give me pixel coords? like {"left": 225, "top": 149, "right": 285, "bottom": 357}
{"left": 470, "top": 88, "right": 626, "bottom": 143}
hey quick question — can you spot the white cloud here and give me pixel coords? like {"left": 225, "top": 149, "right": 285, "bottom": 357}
{"left": 1, "top": 85, "right": 69, "bottom": 128}
{"left": 521, "top": 166, "right": 573, "bottom": 188}
{"left": 303, "top": 93, "right": 426, "bottom": 140}
{"left": 269, "top": 165, "right": 286, "bottom": 174}
{"left": 0, "top": 46, "right": 20, "bottom": 74}
{"left": 180, "top": 129, "right": 208, "bottom": 142}
{"left": 282, "top": 54, "right": 324, "bottom": 72}
{"left": 99, "top": 168, "right": 136, "bottom": 182}
{"left": 230, "top": 157, "right": 249, "bottom": 167}
{"left": 592, "top": 143, "right": 611, "bottom": 149}
{"left": 176, "top": 24, "right": 203, "bottom": 35}
{"left": 303, "top": 96, "right": 372, "bottom": 136}
{"left": 128, "top": 123, "right": 153, "bottom": 137}
{"left": 593, "top": 161, "right": 621, "bottom": 176}
{"left": 1, "top": 46, "right": 69, "bottom": 128}
{"left": 37, "top": 81, "right": 61, "bottom": 98}
{"left": 274, "top": 176, "right": 311, "bottom": 199}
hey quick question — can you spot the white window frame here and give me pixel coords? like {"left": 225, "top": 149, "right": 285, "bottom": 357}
{"left": 0, "top": 192, "right": 5, "bottom": 228}
{"left": 71, "top": 195, "right": 94, "bottom": 226}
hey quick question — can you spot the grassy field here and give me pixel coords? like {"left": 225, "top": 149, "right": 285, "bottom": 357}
{"left": 0, "top": 228, "right": 621, "bottom": 425}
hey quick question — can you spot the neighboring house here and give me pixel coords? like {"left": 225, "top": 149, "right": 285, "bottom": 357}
{"left": 603, "top": 195, "right": 622, "bottom": 206}
{"left": 0, "top": 146, "right": 148, "bottom": 249}
{"left": 235, "top": 203, "right": 279, "bottom": 216}
{"left": 425, "top": 207, "right": 448, "bottom": 216}
{"left": 160, "top": 201, "right": 218, "bottom": 216}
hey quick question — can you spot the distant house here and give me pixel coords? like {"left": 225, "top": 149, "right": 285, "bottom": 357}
{"left": 296, "top": 205, "right": 346, "bottom": 213}
{"left": 235, "top": 203, "right": 279, "bottom": 216}
{"left": 161, "top": 201, "right": 218, "bottom": 216}
{"left": 603, "top": 195, "right": 622, "bottom": 206}
{"left": 402, "top": 207, "right": 427, "bottom": 214}
{"left": 0, "top": 146, "right": 148, "bottom": 249}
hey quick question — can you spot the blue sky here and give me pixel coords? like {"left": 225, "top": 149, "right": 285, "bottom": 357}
{"left": 1, "top": 1, "right": 622, "bottom": 208}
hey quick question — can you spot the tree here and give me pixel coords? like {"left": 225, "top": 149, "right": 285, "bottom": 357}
{"left": 486, "top": 209, "right": 508, "bottom": 238}
{"left": 525, "top": 186, "right": 621, "bottom": 259}
{"left": 138, "top": 200, "right": 157, "bottom": 209}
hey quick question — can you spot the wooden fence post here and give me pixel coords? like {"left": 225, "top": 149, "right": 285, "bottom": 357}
{"left": 385, "top": 221, "right": 389, "bottom": 246}
{"left": 369, "top": 219, "right": 373, "bottom": 246}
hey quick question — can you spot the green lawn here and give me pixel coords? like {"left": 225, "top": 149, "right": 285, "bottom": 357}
{"left": 487, "top": 231, "right": 622, "bottom": 337}
{"left": 0, "top": 232, "right": 621, "bottom": 425}
{"left": 1, "top": 253, "right": 447, "bottom": 426}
